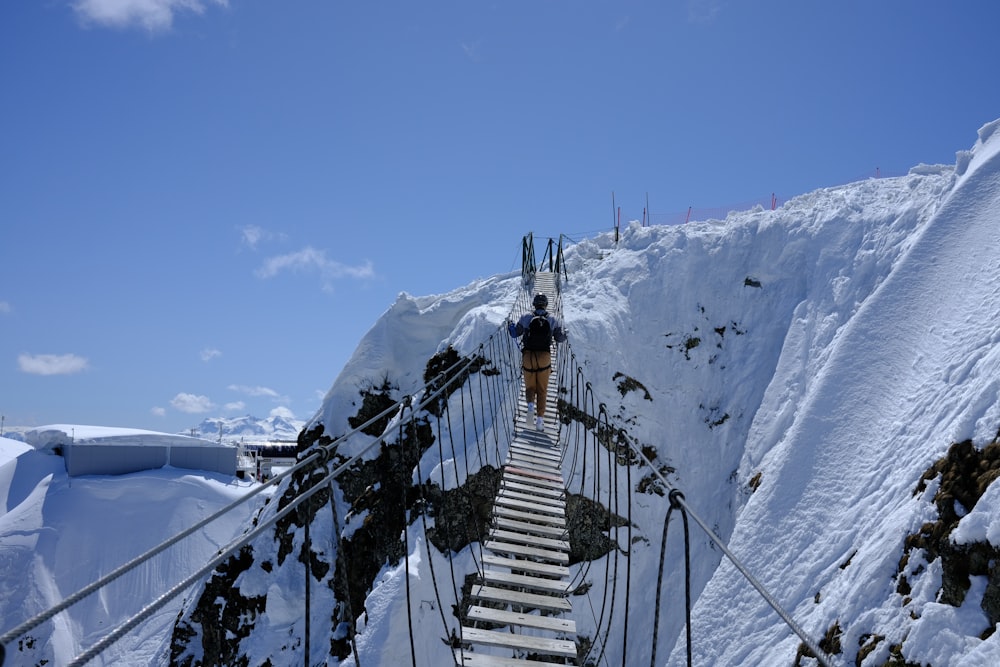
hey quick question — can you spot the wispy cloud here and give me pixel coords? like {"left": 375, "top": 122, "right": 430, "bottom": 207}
{"left": 615, "top": 16, "right": 630, "bottom": 32}
{"left": 461, "top": 40, "right": 482, "bottom": 62}
{"left": 0, "top": 302, "right": 10, "bottom": 314}
{"left": 170, "top": 392, "right": 215, "bottom": 414}
{"left": 72, "top": 0, "right": 228, "bottom": 33}
{"left": 201, "top": 347, "right": 222, "bottom": 362}
{"left": 228, "top": 384, "right": 279, "bottom": 399}
{"left": 151, "top": 406, "right": 166, "bottom": 417}
{"left": 224, "top": 401, "right": 246, "bottom": 412}
{"left": 19, "top": 353, "right": 89, "bottom": 376}
{"left": 239, "top": 225, "right": 286, "bottom": 251}
{"left": 255, "top": 246, "right": 375, "bottom": 291}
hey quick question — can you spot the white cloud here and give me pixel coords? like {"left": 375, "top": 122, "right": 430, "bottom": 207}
{"left": 72, "top": 0, "right": 228, "bottom": 33}
{"left": 270, "top": 406, "right": 297, "bottom": 421}
{"left": 18, "top": 353, "right": 89, "bottom": 376}
{"left": 170, "top": 392, "right": 215, "bottom": 414}
{"left": 151, "top": 406, "right": 166, "bottom": 417}
{"left": 255, "top": 246, "right": 375, "bottom": 291}
{"left": 201, "top": 347, "right": 222, "bottom": 362}
{"left": 239, "top": 225, "right": 287, "bottom": 250}
{"left": 224, "top": 401, "right": 246, "bottom": 412}
{"left": 228, "top": 384, "right": 279, "bottom": 398}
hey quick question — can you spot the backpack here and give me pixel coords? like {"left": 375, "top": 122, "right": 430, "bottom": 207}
{"left": 522, "top": 313, "right": 553, "bottom": 352}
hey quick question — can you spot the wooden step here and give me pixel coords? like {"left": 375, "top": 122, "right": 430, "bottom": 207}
{"left": 454, "top": 648, "right": 570, "bottom": 667}
{"left": 460, "top": 627, "right": 577, "bottom": 659}
{"left": 470, "top": 584, "right": 572, "bottom": 613}
{"left": 501, "top": 479, "right": 564, "bottom": 500}
{"left": 497, "top": 489, "right": 565, "bottom": 510}
{"left": 502, "top": 471, "right": 565, "bottom": 491}
{"left": 489, "top": 529, "right": 568, "bottom": 552}
{"left": 504, "top": 457, "right": 561, "bottom": 474}
{"left": 504, "top": 465, "right": 564, "bottom": 484}
{"left": 509, "top": 443, "right": 561, "bottom": 460}
{"left": 481, "top": 569, "right": 571, "bottom": 595}
{"left": 495, "top": 516, "right": 567, "bottom": 539}
{"left": 494, "top": 505, "right": 565, "bottom": 527}
{"left": 465, "top": 605, "right": 576, "bottom": 633}
{"left": 494, "top": 494, "right": 564, "bottom": 518}
{"left": 484, "top": 540, "right": 568, "bottom": 564}
{"left": 508, "top": 453, "right": 563, "bottom": 471}
{"left": 481, "top": 554, "right": 569, "bottom": 579}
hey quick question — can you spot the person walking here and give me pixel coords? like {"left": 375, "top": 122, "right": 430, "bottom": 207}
{"left": 508, "top": 293, "right": 567, "bottom": 431}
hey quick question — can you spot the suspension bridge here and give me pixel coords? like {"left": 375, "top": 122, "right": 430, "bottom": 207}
{"left": 0, "top": 234, "right": 836, "bottom": 667}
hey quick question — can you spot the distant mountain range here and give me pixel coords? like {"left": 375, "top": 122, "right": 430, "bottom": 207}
{"left": 182, "top": 414, "right": 304, "bottom": 442}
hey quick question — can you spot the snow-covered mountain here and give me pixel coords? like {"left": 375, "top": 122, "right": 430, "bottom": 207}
{"left": 3, "top": 118, "right": 1000, "bottom": 666}
{"left": 183, "top": 414, "right": 304, "bottom": 442}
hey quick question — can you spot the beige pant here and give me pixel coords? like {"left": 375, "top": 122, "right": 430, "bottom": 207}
{"left": 522, "top": 350, "right": 552, "bottom": 417}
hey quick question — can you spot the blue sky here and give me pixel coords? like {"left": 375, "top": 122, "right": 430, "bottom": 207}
{"left": 2, "top": 0, "right": 999, "bottom": 434}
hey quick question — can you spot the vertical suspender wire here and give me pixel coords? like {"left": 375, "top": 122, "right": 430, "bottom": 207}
{"left": 398, "top": 398, "right": 418, "bottom": 667}
{"left": 478, "top": 338, "right": 497, "bottom": 469}
{"left": 300, "top": 500, "right": 311, "bottom": 667}
{"left": 621, "top": 427, "right": 634, "bottom": 667}
{"left": 650, "top": 502, "right": 677, "bottom": 667}
{"left": 587, "top": 404, "right": 617, "bottom": 667}
{"left": 421, "top": 405, "right": 457, "bottom": 644}
{"left": 326, "top": 456, "right": 361, "bottom": 666}
{"left": 564, "top": 365, "right": 594, "bottom": 596}
{"left": 491, "top": 333, "right": 513, "bottom": 466}
{"left": 467, "top": 348, "right": 487, "bottom": 471}
{"left": 674, "top": 491, "right": 693, "bottom": 667}
{"left": 497, "top": 331, "right": 516, "bottom": 464}
{"left": 456, "top": 378, "right": 472, "bottom": 481}
{"left": 445, "top": 387, "right": 481, "bottom": 591}
{"left": 492, "top": 333, "right": 511, "bottom": 466}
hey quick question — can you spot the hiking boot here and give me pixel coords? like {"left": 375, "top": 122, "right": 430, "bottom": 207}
{"left": 535, "top": 416, "right": 545, "bottom": 431}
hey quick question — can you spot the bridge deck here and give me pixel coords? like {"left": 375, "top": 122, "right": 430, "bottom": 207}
{"left": 456, "top": 273, "right": 578, "bottom": 666}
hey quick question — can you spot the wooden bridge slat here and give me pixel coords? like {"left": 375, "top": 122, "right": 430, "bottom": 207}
{"left": 501, "top": 480, "right": 564, "bottom": 500}
{"left": 481, "top": 569, "right": 571, "bottom": 594}
{"left": 481, "top": 554, "right": 569, "bottom": 578}
{"left": 509, "top": 443, "right": 561, "bottom": 460}
{"left": 494, "top": 495, "right": 564, "bottom": 518}
{"left": 465, "top": 605, "right": 576, "bottom": 633}
{"left": 494, "top": 516, "right": 567, "bottom": 539}
{"left": 489, "top": 529, "right": 569, "bottom": 551}
{"left": 497, "top": 489, "right": 564, "bottom": 510}
{"left": 454, "top": 648, "right": 570, "bottom": 667}
{"left": 471, "top": 584, "right": 572, "bottom": 612}
{"left": 460, "top": 627, "right": 577, "bottom": 658}
{"left": 504, "top": 457, "right": 561, "bottom": 474}
{"left": 502, "top": 471, "right": 565, "bottom": 491}
{"left": 493, "top": 505, "right": 565, "bottom": 527}
{"left": 483, "top": 540, "right": 569, "bottom": 564}
{"left": 503, "top": 465, "right": 564, "bottom": 484}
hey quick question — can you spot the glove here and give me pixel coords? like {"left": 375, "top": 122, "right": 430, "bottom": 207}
{"left": 508, "top": 323, "right": 518, "bottom": 337}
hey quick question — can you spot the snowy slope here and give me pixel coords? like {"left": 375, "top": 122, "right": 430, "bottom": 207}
{"left": 674, "top": 119, "right": 1000, "bottom": 665}
{"left": 0, "top": 434, "right": 269, "bottom": 666}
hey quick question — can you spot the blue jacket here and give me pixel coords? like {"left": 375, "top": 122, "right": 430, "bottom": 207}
{"left": 508, "top": 309, "right": 567, "bottom": 345}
